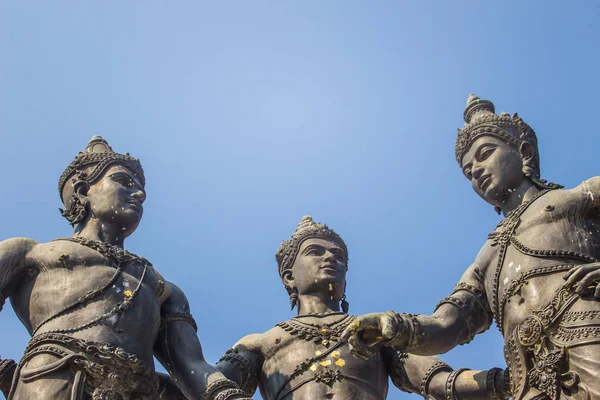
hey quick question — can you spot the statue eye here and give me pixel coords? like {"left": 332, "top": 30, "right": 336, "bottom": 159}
{"left": 464, "top": 169, "right": 472, "bottom": 179}
{"left": 480, "top": 148, "right": 495, "bottom": 161}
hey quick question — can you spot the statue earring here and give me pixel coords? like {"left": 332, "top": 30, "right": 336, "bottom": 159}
{"left": 290, "top": 288, "right": 298, "bottom": 310}
{"left": 341, "top": 294, "right": 349, "bottom": 313}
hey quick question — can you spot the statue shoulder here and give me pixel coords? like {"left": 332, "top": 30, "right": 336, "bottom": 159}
{"left": 546, "top": 178, "right": 600, "bottom": 210}
{"left": 0, "top": 237, "right": 39, "bottom": 266}
{"left": 235, "top": 332, "right": 267, "bottom": 356}
{"left": 0, "top": 237, "right": 38, "bottom": 251}
{"left": 574, "top": 176, "right": 600, "bottom": 200}
{"left": 0, "top": 238, "right": 39, "bottom": 303}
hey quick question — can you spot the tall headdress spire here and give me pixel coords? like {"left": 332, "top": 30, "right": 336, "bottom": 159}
{"left": 276, "top": 215, "right": 348, "bottom": 296}
{"left": 58, "top": 136, "right": 145, "bottom": 224}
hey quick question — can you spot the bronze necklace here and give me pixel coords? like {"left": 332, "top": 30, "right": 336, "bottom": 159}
{"left": 277, "top": 314, "right": 355, "bottom": 348}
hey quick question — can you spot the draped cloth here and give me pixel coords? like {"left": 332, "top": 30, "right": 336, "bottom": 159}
{"left": 9, "top": 333, "right": 160, "bottom": 400}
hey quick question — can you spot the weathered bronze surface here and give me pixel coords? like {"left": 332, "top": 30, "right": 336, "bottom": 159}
{"left": 343, "top": 96, "right": 600, "bottom": 400}
{"left": 0, "top": 137, "right": 249, "bottom": 400}
{"left": 216, "top": 216, "right": 510, "bottom": 400}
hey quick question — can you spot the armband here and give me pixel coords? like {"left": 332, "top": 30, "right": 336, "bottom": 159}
{"left": 160, "top": 312, "right": 198, "bottom": 332}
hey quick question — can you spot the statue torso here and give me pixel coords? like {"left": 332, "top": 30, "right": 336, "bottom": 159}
{"left": 257, "top": 315, "right": 389, "bottom": 400}
{"left": 476, "top": 187, "right": 600, "bottom": 336}
{"left": 11, "top": 239, "right": 167, "bottom": 367}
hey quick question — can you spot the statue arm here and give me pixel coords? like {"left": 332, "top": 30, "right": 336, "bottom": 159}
{"left": 343, "top": 263, "right": 492, "bottom": 357}
{"left": 216, "top": 335, "right": 264, "bottom": 397}
{"left": 0, "top": 237, "right": 37, "bottom": 311}
{"left": 385, "top": 350, "right": 509, "bottom": 400}
{"left": 154, "top": 282, "right": 250, "bottom": 400}
{"left": 409, "top": 266, "right": 493, "bottom": 354}
{"left": 156, "top": 371, "right": 187, "bottom": 400}
{"left": 0, "top": 238, "right": 37, "bottom": 397}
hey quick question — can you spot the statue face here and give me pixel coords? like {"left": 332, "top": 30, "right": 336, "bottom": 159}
{"left": 85, "top": 165, "right": 146, "bottom": 237}
{"left": 461, "top": 136, "right": 525, "bottom": 208}
{"left": 289, "top": 237, "right": 347, "bottom": 299}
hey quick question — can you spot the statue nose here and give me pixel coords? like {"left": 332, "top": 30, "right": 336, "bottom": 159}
{"left": 132, "top": 189, "right": 146, "bottom": 203}
{"left": 471, "top": 164, "right": 484, "bottom": 179}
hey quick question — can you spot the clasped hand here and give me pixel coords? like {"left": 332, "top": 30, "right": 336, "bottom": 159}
{"left": 340, "top": 311, "right": 407, "bottom": 360}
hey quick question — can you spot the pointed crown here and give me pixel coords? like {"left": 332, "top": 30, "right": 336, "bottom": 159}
{"left": 455, "top": 94, "right": 538, "bottom": 165}
{"left": 276, "top": 215, "right": 348, "bottom": 290}
{"left": 58, "top": 136, "right": 145, "bottom": 205}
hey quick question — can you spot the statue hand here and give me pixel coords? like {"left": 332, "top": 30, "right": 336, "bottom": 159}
{"left": 0, "top": 357, "right": 17, "bottom": 398}
{"left": 564, "top": 263, "right": 600, "bottom": 298}
{"left": 341, "top": 311, "right": 405, "bottom": 360}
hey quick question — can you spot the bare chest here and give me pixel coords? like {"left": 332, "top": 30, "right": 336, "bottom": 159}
{"left": 261, "top": 322, "right": 388, "bottom": 400}
{"left": 482, "top": 192, "right": 600, "bottom": 332}
{"left": 13, "top": 240, "right": 165, "bottom": 338}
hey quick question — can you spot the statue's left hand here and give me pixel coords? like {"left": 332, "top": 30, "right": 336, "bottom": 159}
{"left": 564, "top": 263, "right": 600, "bottom": 298}
{"left": 341, "top": 311, "right": 404, "bottom": 360}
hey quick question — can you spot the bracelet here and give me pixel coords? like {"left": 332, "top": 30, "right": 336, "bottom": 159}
{"left": 486, "top": 368, "right": 503, "bottom": 400}
{"left": 386, "top": 312, "right": 423, "bottom": 350}
{"left": 406, "top": 313, "right": 423, "bottom": 348}
{"left": 446, "top": 368, "right": 469, "bottom": 400}
{"left": 420, "top": 361, "right": 452, "bottom": 397}
{"left": 201, "top": 379, "right": 247, "bottom": 400}
{"left": 214, "top": 388, "right": 250, "bottom": 400}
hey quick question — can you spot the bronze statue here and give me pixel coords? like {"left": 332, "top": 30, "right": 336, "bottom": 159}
{"left": 342, "top": 96, "right": 600, "bottom": 400}
{"left": 216, "top": 215, "right": 510, "bottom": 400}
{"left": 0, "top": 137, "right": 249, "bottom": 400}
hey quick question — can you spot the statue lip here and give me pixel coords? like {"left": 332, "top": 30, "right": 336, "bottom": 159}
{"left": 321, "top": 263, "right": 340, "bottom": 273}
{"left": 126, "top": 199, "right": 143, "bottom": 213}
{"left": 478, "top": 174, "right": 492, "bottom": 191}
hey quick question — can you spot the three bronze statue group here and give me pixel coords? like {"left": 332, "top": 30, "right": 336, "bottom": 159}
{"left": 1, "top": 95, "right": 599, "bottom": 400}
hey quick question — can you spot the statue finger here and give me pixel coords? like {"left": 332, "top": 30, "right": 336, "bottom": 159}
{"left": 341, "top": 320, "right": 360, "bottom": 341}
{"left": 348, "top": 334, "right": 375, "bottom": 360}
{"left": 576, "top": 272, "right": 600, "bottom": 293}
{"left": 380, "top": 315, "right": 397, "bottom": 340}
{"left": 564, "top": 266, "right": 587, "bottom": 287}
{"left": 594, "top": 283, "right": 600, "bottom": 299}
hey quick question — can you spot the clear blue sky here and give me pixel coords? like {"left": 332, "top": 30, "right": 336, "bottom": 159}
{"left": 1, "top": 2, "right": 600, "bottom": 399}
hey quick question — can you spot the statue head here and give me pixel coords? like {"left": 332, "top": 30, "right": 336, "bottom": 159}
{"left": 58, "top": 136, "right": 146, "bottom": 236}
{"left": 456, "top": 95, "right": 561, "bottom": 209}
{"left": 276, "top": 215, "right": 349, "bottom": 311}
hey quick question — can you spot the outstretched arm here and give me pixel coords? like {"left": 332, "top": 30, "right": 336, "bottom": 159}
{"left": 385, "top": 349, "right": 509, "bottom": 399}
{"left": 342, "top": 263, "right": 493, "bottom": 358}
{"left": 154, "top": 282, "right": 250, "bottom": 400}
{"left": 216, "top": 334, "right": 264, "bottom": 397}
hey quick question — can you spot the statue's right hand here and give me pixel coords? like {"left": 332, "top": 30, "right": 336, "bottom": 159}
{"left": 341, "top": 311, "right": 405, "bottom": 360}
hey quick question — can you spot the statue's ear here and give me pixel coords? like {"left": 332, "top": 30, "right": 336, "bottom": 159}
{"left": 60, "top": 179, "right": 91, "bottom": 226}
{"left": 281, "top": 271, "right": 294, "bottom": 290}
{"left": 519, "top": 141, "right": 535, "bottom": 163}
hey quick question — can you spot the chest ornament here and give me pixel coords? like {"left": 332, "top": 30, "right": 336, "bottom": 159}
{"left": 276, "top": 314, "right": 356, "bottom": 348}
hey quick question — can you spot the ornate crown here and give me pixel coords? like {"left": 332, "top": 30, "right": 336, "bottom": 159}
{"left": 58, "top": 136, "right": 145, "bottom": 203}
{"left": 276, "top": 215, "right": 348, "bottom": 283}
{"left": 455, "top": 94, "right": 537, "bottom": 165}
